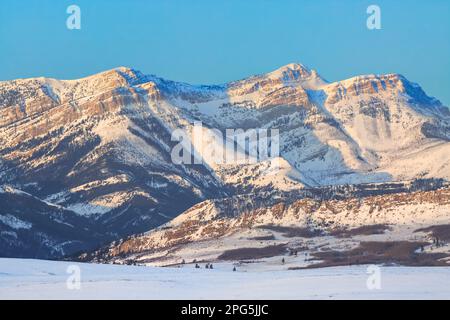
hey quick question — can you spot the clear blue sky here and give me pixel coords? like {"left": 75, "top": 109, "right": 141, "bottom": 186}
{"left": 1, "top": 0, "right": 449, "bottom": 105}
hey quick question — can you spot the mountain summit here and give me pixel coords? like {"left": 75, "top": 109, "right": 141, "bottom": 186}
{"left": 265, "top": 63, "right": 324, "bottom": 82}
{"left": 0, "top": 63, "right": 449, "bottom": 258}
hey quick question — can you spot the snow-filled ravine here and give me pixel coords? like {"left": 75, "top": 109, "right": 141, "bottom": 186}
{"left": 0, "top": 258, "right": 449, "bottom": 299}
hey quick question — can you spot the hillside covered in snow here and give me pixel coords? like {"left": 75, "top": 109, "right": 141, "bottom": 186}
{"left": 1, "top": 63, "right": 449, "bottom": 260}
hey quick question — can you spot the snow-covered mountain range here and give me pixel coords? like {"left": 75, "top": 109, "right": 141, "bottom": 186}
{"left": 1, "top": 63, "right": 449, "bottom": 260}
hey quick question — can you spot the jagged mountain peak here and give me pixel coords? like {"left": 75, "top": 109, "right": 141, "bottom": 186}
{"left": 267, "top": 62, "right": 316, "bottom": 80}
{"left": 322, "top": 72, "right": 445, "bottom": 111}
{"left": 333, "top": 72, "right": 415, "bottom": 91}
{"left": 271, "top": 62, "right": 311, "bottom": 73}
{"left": 251, "top": 62, "right": 326, "bottom": 86}
{"left": 111, "top": 66, "right": 150, "bottom": 86}
{"left": 1, "top": 63, "right": 450, "bottom": 260}
{"left": 62, "top": 66, "right": 149, "bottom": 88}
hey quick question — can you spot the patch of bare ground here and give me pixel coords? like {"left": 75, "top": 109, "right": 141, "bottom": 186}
{"left": 290, "top": 241, "right": 449, "bottom": 269}
{"left": 415, "top": 224, "right": 450, "bottom": 242}
{"left": 217, "top": 244, "right": 287, "bottom": 261}
{"left": 290, "top": 245, "right": 309, "bottom": 252}
{"left": 329, "top": 224, "right": 391, "bottom": 238}
{"left": 257, "top": 225, "right": 323, "bottom": 238}
{"left": 248, "top": 234, "right": 276, "bottom": 241}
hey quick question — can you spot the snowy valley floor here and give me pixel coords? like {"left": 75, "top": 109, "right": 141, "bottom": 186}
{"left": 0, "top": 258, "right": 449, "bottom": 299}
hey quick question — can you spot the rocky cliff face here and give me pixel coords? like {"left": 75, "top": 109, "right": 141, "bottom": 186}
{"left": 82, "top": 181, "right": 450, "bottom": 267}
{"left": 1, "top": 63, "right": 449, "bottom": 259}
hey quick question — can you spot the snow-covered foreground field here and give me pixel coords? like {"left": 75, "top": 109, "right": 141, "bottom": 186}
{"left": 0, "top": 258, "right": 449, "bottom": 299}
